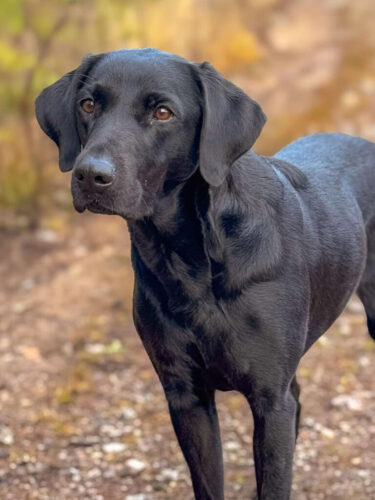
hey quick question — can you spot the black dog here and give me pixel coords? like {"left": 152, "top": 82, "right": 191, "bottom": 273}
{"left": 35, "top": 49, "right": 375, "bottom": 499}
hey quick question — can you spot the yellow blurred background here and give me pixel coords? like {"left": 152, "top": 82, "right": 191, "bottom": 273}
{"left": 2, "top": 0, "right": 375, "bottom": 229}
{"left": 1, "top": 1, "right": 375, "bottom": 499}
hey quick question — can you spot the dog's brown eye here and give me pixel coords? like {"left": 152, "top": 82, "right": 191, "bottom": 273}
{"left": 154, "top": 106, "right": 172, "bottom": 121}
{"left": 81, "top": 99, "right": 95, "bottom": 114}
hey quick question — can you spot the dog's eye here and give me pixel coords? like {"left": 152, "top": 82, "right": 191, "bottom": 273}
{"left": 80, "top": 99, "right": 95, "bottom": 114}
{"left": 153, "top": 106, "right": 173, "bottom": 121}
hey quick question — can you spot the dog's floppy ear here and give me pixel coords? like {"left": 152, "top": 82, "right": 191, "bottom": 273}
{"left": 197, "top": 62, "right": 266, "bottom": 186}
{"left": 35, "top": 54, "right": 102, "bottom": 172}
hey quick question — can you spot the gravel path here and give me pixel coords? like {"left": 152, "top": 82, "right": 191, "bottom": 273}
{"left": 0, "top": 214, "right": 374, "bottom": 499}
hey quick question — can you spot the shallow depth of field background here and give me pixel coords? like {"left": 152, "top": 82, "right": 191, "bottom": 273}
{"left": 1, "top": 1, "right": 375, "bottom": 499}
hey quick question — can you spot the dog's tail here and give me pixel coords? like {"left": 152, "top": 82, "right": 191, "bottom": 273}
{"left": 366, "top": 316, "right": 375, "bottom": 341}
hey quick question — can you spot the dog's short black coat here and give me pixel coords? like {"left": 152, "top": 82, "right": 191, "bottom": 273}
{"left": 35, "top": 48, "right": 375, "bottom": 499}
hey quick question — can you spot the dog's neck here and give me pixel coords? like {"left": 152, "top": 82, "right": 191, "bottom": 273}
{"left": 128, "top": 152, "right": 283, "bottom": 303}
{"left": 128, "top": 169, "right": 210, "bottom": 287}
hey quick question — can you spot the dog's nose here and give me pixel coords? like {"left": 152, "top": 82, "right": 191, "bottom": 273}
{"left": 74, "top": 157, "right": 115, "bottom": 190}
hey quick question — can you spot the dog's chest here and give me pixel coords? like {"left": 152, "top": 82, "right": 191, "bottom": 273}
{"left": 130, "top": 215, "right": 264, "bottom": 387}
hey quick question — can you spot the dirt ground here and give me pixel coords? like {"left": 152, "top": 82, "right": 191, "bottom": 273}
{"left": 0, "top": 213, "right": 374, "bottom": 500}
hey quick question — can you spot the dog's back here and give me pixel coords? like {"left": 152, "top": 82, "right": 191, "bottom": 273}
{"left": 274, "top": 132, "right": 375, "bottom": 345}
{"left": 275, "top": 132, "right": 375, "bottom": 224}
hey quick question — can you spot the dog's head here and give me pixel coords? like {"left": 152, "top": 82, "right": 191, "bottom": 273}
{"left": 35, "top": 49, "right": 266, "bottom": 219}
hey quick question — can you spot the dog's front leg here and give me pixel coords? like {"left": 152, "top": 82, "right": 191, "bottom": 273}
{"left": 250, "top": 388, "right": 298, "bottom": 500}
{"left": 168, "top": 391, "right": 224, "bottom": 500}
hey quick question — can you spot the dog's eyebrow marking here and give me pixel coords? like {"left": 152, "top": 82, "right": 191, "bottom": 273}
{"left": 75, "top": 71, "right": 98, "bottom": 91}
{"left": 146, "top": 92, "right": 174, "bottom": 103}
{"left": 142, "top": 92, "right": 182, "bottom": 117}
{"left": 77, "top": 82, "right": 111, "bottom": 97}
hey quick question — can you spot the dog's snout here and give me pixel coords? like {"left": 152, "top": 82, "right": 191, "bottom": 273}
{"left": 74, "top": 157, "right": 115, "bottom": 191}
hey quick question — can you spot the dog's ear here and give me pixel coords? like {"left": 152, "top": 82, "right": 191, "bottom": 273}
{"left": 196, "top": 62, "right": 266, "bottom": 186}
{"left": 35, "top": 54, "right": 102, "bottom": 172}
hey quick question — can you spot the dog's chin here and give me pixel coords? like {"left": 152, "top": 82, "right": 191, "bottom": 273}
{"left": 87, "top": 202, "right": 116, "bottom": 215}
{"left": 72, "top": 195, "right": 149, "bottom": 220}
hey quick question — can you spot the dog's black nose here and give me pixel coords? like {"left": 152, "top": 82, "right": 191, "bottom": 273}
{"left": 74, "top": 157, "right": 115, "bottom": 190}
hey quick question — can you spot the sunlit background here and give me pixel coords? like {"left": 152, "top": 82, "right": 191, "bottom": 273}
{"left": 1, "top": 1, "right": 375, "bottom": 498}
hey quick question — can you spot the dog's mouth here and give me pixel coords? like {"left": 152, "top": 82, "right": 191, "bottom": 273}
{"left": 71, "top": 179, "right": 147, "bottom": 220}
{"left": 87, "top": 200, "right": 115, "bottom": 215}
{"left": 72, "top": 195, "right": 116, "bottom": 215}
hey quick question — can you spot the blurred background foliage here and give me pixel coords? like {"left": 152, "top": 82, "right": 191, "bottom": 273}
{"left": 1, "top": 0, "right": 375, "bottom": 229}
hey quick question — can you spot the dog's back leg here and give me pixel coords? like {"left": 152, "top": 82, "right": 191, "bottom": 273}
{"left": 358, "top": 227, "right": 375, "bottom": 341}
{"left": 358, "top": 288, "right": 375, "bottom": 340}
{"left": 290, "top": 375, "right": 302, "bottom": 439}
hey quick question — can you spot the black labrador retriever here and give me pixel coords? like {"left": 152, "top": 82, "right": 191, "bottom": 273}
{"left": 35, "top": 48, "right": 375, "bottom": 499}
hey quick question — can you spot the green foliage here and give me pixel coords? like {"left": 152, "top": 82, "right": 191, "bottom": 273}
{"left": 0, "top": 162, "right": 37, "bottom": 210}
{"left": 0, "top": 0, "right": 24, "bottom": 34}
{"left": 0, "top": 128, "right": 37, "bottom": 210}
{"left": 0, "top": 40, "right": 35, "bottom": 72}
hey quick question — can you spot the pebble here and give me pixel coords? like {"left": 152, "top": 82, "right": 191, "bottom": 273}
{"left": 102, "top": 442, "right": 126, "bottom": 453}
{"left": 321, "top": 427, "right": 335, "bottom": 439}
{"left": 224, "top": 440, "right": 240, "bottom": 450}
{"left": 160, "top": 468, "right": 179, "bottom": 481}
{"left": 121, "top": 407, "right": 137, "bottom": 419}
{"left": 35, "top": 229, "right": 59, "bottom": 243}
{"left": 124, "top": 458, "right": 146, "bottom": 474}
{"left": 331, "top": 394, "right": 363, "bottom": 411}
{"left": 125, "top": 495, "right": 151, "bottom": 500}
{"left": 70, "top": 435, "right": 101, "bottom": 447}
{"left": 0, "top": 426, "right": 14, "bottom": 446}
{"left": 87, "top": 467, "right": 102, "bottom": 479}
